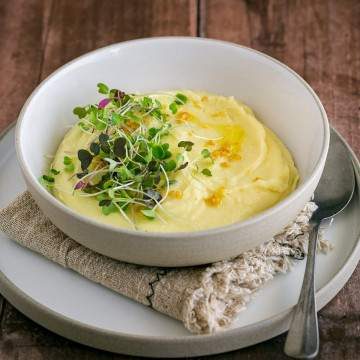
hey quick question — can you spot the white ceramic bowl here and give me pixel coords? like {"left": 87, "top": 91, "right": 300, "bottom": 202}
{"left": 16, "top": 37, "right": 329, "bottom": 267}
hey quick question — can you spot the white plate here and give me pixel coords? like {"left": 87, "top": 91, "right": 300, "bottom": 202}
{"left": 0, "top": 126, "right": 359, "bottom": 358}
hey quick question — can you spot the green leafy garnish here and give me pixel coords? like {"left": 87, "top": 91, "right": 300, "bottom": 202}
{"left": 63, "top": 156, "right": 75, "bottom": 172}
{"left": 90, "top": 142, "right": 100, "bottom": 156}
{"left": 141, "top": 209, "right": 156, "bottom": 219}
{"left": 40, "top": 173, "right": 56, "bottom": 191}
{"left": 47, "top": 85, "right": 197, "bottom": 225}
{"left": 99, "top": 133, "right": 110, "bottom": 153}
{"left": 201, "top": 168, "right": 212, "bottom": 177}
{"left": 177, "top": 162, "right": 188, "bottom": 171}
{"left": 99, "top": 199, "right": 112, "bottom": 207}
{"left": 141, "top": 96, "right": 152, "bottom": 108}
{"left": 42, "top": 175, "right": 54, "bottom": 183}
{"left": 175, "top": 93, "right": 188, "bottom": 104}
{"left": 78, "top": 150, "right": 93, "bottom": 171}
{"left": 78, "top": 122, "right": 91, "bottom": 132}
{"left": 164, "top": 160, "right": 176, "bottom": 172}
{"left": 178, "top": 140, "right": 194, "bottom": 151}
{"left": 113, "top": 137, "right": 127, "bottom": 158}
{"left": 148, "top": 127, "right": 159, "bottom": 139}
{"left": 169, "top": 102, "right": 178, "bottom": 114}
{"left": 125, "top": 110, "right": 140, "bottom": 121}
{"left": 73, "top": 107, "right": 87, "bottom": 119}
{"left": 50, "top": 168, "right": 60, "bottom": 175}
{"left": 101, "top": 202, "right": 118, "bottom": 215}
{"left": 201, "top": 148, "right": 211, "bottom": 158}
{"left": 111, "top": 113, "right": 123, "bottom": 125}
{"left": 152, "top": 144, "right": 165, "bottom": 159}
{"left": 151, "top": 144, "right": 171, "bottom": 160}
{"left": 97, "top": 82, "right": 109, "bottom": 94}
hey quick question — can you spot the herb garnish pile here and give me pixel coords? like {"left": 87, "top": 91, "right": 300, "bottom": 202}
{"left": 42, "top": 84, "right": 215, "bottom": 227}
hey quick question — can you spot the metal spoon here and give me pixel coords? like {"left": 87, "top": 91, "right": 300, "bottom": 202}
{"left": 284, "top": 128, "right": 355, "bottom": 359}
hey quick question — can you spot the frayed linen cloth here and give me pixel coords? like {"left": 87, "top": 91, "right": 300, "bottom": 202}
{"left": 0, "top": 192, "right": 330, "bottom": 334}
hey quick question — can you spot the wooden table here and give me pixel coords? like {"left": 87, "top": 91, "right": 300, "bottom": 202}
{"left": 0, "top": 1, "right": 359, "bottom": 358}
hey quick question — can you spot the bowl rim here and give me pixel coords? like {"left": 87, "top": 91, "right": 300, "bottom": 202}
{"left": 15, "top": 36, "right": 330, "bottom": 239}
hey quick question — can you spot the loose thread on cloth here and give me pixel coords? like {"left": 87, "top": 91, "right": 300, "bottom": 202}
{"left": 0, "top": 192, "right": 331, "bottom": 334}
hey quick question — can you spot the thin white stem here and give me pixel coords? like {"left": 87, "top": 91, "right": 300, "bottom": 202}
{"left": 113, "top": 202, "right": 136, "bottom": 229}
{"left": 157, "top": 164, "right": 169, "bottom": 207}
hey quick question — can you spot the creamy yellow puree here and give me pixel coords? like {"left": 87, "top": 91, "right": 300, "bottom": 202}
{"left": 51, "top": 91, "right": 299, "bottom": 232}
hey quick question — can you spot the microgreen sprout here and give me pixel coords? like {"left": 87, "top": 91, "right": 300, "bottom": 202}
{"left": 97, "top": 83, "right": 109, "bottom": 94}
{"left": 177, "top": 162, "right": 188, "bottom": 171}
{"left": 169, "top": 102, "right": 178, "bottom": 114}
{"left": 63, "top": 156, "right": 75, "bottom": 172}
{"left": 42, "top": 175, "right": 55, "bottom": 183}
{"left": 50, "top": 168, "right": 60, "bottom": 175}
{"left": 201, "top": 148, "right": 214, "bottom": 164}
{"left": 90, "top": 142, "right": 100, "bottom": 155}
{"left": 201, "top": 168, "right": 212, "bottom": 177}
{"left": 201, "top": 148, "right": 211, "bottom": 159}
{"left": 169, "top": 93, "right": 187, "bottom": 114}
{"left": 43, "top": 83, "right": 192, "bottom": 224}
{"left": 175, "top": 93, "right": 188, "bottom": 104}
{"left": 178, "top": 140, "right": 194, "bottom": 152}
{"left": 73, "top": 107, "right": 87, "bottom": 119}
{"left": 39, "top": 174, "right": 55, "bottom": 191}
{"left": 78, "top": 150, "right": 93, "bottom": 171}
{"left": 141, "top": 209, "right": 156, "bottom": 219}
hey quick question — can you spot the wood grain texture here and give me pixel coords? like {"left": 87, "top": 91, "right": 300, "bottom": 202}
{"left": 0, "top": 0, "right": 50, "bottom": 132}
{"left": 0, "top": 0, "right": 359, "bottom": 359}
{"left": 40, "top": 0, "right": 197, "bottom": 79}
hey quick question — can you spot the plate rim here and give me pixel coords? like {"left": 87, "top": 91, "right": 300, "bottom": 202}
{"left": 0, "top": 124, "right": 359, "bottom": 357}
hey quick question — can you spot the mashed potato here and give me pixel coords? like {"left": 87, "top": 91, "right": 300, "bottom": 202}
{"left": 51, "top": 91, "right": 299, "bottom": 232}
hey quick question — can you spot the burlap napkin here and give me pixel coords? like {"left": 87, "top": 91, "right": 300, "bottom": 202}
{"left": 0, "top": 192, "right": 329, "bottom": 334}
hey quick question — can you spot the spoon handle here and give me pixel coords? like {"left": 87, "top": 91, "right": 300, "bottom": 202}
{"left": 284, "top": 220, "right": 320, "bottom": 359}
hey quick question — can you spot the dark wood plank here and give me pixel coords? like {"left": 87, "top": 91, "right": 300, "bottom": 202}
{"left": 202, "top": 0, "right": 360, "bottom": 359}
{"left": 0, "top": 302, "right": 128, "bottom": 359}
{"left": 0, "top": 0, "right": 50, "bottom": 342}
{"left": 0, "top": 0, "right": 50, "bottom": 132}
{"left": 40, "top": 0, "right": 197, "bottom": 79}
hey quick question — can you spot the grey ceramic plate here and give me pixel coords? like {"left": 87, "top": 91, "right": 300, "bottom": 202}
{"left": 0, "top": 125, "right": 359, "bottom": 358}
